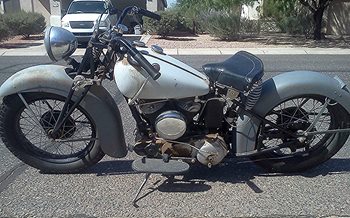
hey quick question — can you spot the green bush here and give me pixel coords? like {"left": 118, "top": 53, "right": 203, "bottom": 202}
{"left": 143, "top": 11, "right": 180, "bottom": 38}
{"left": 204, "top": 11, "right": 241, "bottom": 41}
{"left": 261, "top": 0, "right": 314, "bottom": 37}
{"left": 0, "top": 14, "right": 10, "bottom": 41}
{"left": 4, "top": 11, "right": 46, "bottom": 38}
{"left": 240, "top": 19, "right": 261, "bottom": 37}
{"left": 276, "top": 13, "right": 313, "bottom": 37}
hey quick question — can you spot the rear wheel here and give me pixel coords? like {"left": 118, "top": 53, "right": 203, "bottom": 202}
{"left": 0, "top": 93, "right": 104, "bottom": 173}
{"left": 251, "top": 95, "right": 350, "bottom": 173}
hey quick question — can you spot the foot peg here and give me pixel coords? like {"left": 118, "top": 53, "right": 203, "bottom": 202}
{"left": 132, "top": 157, "right": 190, "bottom": 174}
{"left": 131, "top": 157, "right": 190, "bottom": 206}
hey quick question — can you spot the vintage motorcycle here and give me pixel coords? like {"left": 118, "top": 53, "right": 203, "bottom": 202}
{"left": 1, "top": 6, "right": 350, "bottom": 184}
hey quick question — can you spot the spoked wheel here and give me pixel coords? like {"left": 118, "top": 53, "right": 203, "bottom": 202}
{"left": 0, "top": 93, "right": 104, "bottom": 173}
{"left": 251, "top": 95, "right": 350, "bottom": 173}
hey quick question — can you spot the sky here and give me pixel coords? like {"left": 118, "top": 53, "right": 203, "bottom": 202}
{"left": 167, "top": 0, "right": 177, "bottom": 7}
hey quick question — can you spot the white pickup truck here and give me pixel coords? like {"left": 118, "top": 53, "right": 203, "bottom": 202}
{"left": 61, "top": 0, "right": 117, "bottom": 43}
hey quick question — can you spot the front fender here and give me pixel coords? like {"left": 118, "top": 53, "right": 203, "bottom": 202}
{"left": 236, "top": 71, "right": 350, "bottom": 155}
{"left": 0, "top": 65, "right": 127, "bottom": 158}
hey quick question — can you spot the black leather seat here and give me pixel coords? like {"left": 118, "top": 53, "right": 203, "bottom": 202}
{"left": 202, "top": 51, "right": 264, "bottom": 92}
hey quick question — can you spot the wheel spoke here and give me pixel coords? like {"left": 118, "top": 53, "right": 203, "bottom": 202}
{"left": 260, "top": 96, "right": 337, "bottom": 156}
{"left": 18, "top": 95, "right": 95, "bottom": 158}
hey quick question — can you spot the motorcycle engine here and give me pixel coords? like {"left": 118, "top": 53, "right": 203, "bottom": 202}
{"left": 138, "top": 101, "right": 166, "bottom": 114}
{"left": 155, "top": 111, "right": 186, "bottom": 140}
{"left": 136, "top": 100, "right": 229, "bottom": 166}
{"left": 137, "top": 99, "right": 202, "bottom": 140}
{"left": 160, "top": 134, "right": 229, "bottom": 167}
{"left": 196, "top": 134, "right": 228, "bottom": 167}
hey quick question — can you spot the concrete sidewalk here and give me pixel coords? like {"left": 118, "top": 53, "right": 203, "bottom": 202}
{"left": 1, "top": 43, "right": 350, "bottom": 56}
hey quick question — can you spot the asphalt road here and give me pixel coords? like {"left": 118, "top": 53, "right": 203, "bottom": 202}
{"left": 0, "top": 55, "right": 350, "bottom": 217}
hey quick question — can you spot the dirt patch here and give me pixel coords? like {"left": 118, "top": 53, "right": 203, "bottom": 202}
{"left": 147, "top": 33, "right": 350, "bottom": 49}
{"left": 0, "top": 35, "right": 44, "bottom": 49}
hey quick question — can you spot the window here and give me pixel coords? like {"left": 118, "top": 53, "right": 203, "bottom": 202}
{"left": 68, "top": 1, "right": 107, "bottom": 14}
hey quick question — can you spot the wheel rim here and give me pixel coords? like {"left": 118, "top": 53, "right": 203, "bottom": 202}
{"left": 261, "top": 95, "right": 336, "bottom": 156}
{"left": 17, "top": 96, "right": 96, "bottom": 160}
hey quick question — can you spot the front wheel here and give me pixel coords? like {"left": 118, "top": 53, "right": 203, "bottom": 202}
{"left": 251, "top": 95, "right": 350, "bottom": 173}
{"left": 0, "top": 93, "right": 105, "bottom": 173}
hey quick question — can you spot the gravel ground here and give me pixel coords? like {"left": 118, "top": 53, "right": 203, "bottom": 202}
{"left": 0, "top": 35, "right": 44, "bottom": 49}
{"left": 147, "top": 33, "right": 350, "bottom": 49}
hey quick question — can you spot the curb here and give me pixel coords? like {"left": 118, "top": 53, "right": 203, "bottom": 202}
{"left": 164, "top": 48, "right": 350, "bottom": 55}
{"left": 1, "top": 46, "right": 350, "bottom": 56}
{"left": 140, "top": 34, "right": 152, "bottom": 44}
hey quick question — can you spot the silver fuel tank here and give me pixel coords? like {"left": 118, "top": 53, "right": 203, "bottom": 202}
{"left": 114, "top": 48, "right": 210, "bottom": 99}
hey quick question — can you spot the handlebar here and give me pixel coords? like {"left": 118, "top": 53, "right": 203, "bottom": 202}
{"left": 102, "top": 6, "right": 162, "bottom": 80}
{"left": 113, "top": 38, "right": 161, "bottom": 80}
{"left": 138, "top": 8, "right": 161, "bottom": 21}
{"left": 116, "top": 6, "right": 161, "bottom": 28}
{"left": 132, "top": 52, "right": 161, "bottom": 80}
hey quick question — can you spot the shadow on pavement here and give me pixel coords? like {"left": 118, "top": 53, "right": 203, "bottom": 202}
{"left": 43, "top": 157, "right": 349, "bottom": 206}
{"left": 81, "top": 158, "right": 350, "bottom": 194}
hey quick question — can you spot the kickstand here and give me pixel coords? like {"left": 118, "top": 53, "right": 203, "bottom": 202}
{"left": 132, "top": 173, "right": 151, "bottom": 206}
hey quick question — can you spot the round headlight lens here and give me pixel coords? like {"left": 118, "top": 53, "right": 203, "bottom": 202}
{"left": 44, "top": 26, "right": 78, "bottom": 62}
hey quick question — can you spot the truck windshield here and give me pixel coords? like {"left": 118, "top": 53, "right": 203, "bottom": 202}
{"left": 68, "top": 1, "right": 107, "bottom": 14}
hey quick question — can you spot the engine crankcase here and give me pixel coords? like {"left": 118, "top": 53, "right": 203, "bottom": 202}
{"left": 197, "top": 134, "right": 228, "bottom": 167}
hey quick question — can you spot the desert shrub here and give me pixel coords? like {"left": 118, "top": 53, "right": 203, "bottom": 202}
{"left": 143, "top": 10, "right": 179, "bottom": 38}
{"left": 240, "top": 19, "right": 261, "bottom": 37}
{"left": 182, "top": 13, "right": 207, "bottom": 34}
{"left": 260, "top": 18, "right": 280, "bottom": 33}
{"left": 0, "top": 14, "right": 10, "bottom": 41}
{"left": 204, "top": 11, "right": 241, "bottom": 41}
{"left": 277, "top": 13, "right": 313, "bottom": 37}
{"left": 4, "top": 11, "right": 46, "bottom": 38}
{"left": 262, "top": 0, "right": 314, "bottom": 37}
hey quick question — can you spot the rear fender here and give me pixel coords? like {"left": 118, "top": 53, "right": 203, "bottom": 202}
{"left": 0, "top": 65, "right": 127, "bottom": 158}
{"left": 236, "top": 71, "right": 350, "bottom": 155}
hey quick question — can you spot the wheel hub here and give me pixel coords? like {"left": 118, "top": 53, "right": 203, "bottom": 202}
{"left": 276, "top": 107, "right": 311, "bottom": 132}
{"left": 40, "top": 110, "right": 76, "bottom": 139}
{"left": 276, "top": 107, "right": 313, "bottom": 150}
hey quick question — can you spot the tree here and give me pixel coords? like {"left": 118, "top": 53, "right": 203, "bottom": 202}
{"left": 299, "top": 0, "right": 333, "bottom": 40}
{"left": 176, "top": 0, "right": 204, "bottom": 33}
{"left": 262, "top": 0, "right": 297, "bottom": 18}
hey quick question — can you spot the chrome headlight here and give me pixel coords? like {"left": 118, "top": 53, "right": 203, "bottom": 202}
{"left": 44, "top": 26, "right": 78, "bottom": 62}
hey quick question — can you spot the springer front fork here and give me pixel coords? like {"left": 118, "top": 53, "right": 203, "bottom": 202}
{"left": 17, "top": 76, "right": 99, "bottom": 139}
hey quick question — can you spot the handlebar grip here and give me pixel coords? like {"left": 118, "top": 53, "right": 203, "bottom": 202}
{"left": 131, "top": 52, "right": 161, "bottom": 80}
{"left": 113, "top": 37, "right": 161, "bottom": 80}
{"left": 139, "top": 8, "right": 161, "bottom": 21}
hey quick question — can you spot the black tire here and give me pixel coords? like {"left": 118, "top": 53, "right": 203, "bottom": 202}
{"left": 0, "top": 93, "right": 105, "bottom": 173}
{"left": 251, "top": 95, "right": 350, "bottom": 173}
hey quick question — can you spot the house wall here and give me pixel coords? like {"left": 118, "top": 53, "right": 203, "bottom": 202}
{"left": 241, "top": 1, "right": 260, "bottom": 20}
{"left": 146, "top": 0, "right": 165, "bottom": 12}
{"left": 3, "top": 0, "right": 21, "bottom": 13}
{"left": 9, "top": 0, "right": 52, "bottom": 25}
{"left": 0, "top": 1, "right": 4, "bottom": 14}
{"left": 50, "top": 0, "right": 61, "bottom": 26}
{"left": 327, "top": 0, "right": 350, "bottom": 35}
{"left": 157, "top": 0, "right": 165, "bottom": 11}
{"left": 34, "top": 0, "right": 51, "bottom": 25}
{"left": 19, "top": 0, "right": 32, "bottom": 12}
